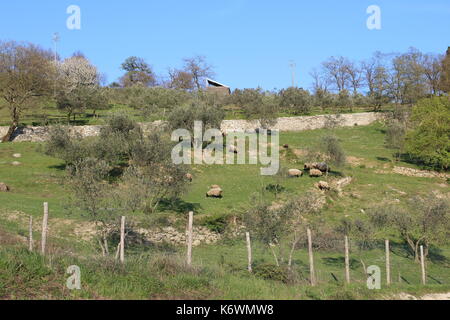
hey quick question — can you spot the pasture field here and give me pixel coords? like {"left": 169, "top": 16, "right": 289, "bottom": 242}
{"left": 0, "top": 122, "right": 449, "bottom": 300}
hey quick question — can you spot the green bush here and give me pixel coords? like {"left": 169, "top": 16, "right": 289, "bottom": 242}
{"left": 201, "top": 215, "right": 228, "bottom": 234}
{"left": 405, "top": 96, "right": 450, "bottom": 171}
{"left": 253, "top": 263, "right": 289, "bottom": 283}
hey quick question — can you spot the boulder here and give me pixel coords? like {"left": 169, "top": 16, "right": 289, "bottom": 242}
{"left": 0, "top": 182, "right": 10, "bottom": 192}
{"left": 309, "top": 169, "right": 323, "bottom": 177}
{"left": 206, "top": 188, "right": 223, "bottom": 198}
{"left": 317, "top": 181, "right": 330, "bottom": 191}
{"left": 288, "top": 169, "right": 303, "bottom": 178}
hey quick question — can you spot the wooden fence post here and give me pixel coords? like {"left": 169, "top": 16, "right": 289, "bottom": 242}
{"left": 28, "top": 215, "right": 33, "bottom": 252}
{"left": 420, "top": 245, "right": 426, "bottom": 285}
{"left": 120, "top": 216, "right": 125, "bottom": 263}
{"left": 344, "top": 236, "right": 350, "bottom": 284}
{"left": 307, "top": 228, "right": 316, "bottom": 286}
{"left": 246, "top": 232, "right": 252, "bottom": 273}
{"left": 187, "top": 211, "right": 193, "bottom": 266}
{"left": 385, "top": 239, "right": 391, "bottom": 285}
{"left": 41, "top": 203, "right": 49, "bottom": 255}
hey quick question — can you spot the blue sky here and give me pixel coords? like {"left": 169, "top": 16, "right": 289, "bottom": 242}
{"left": 1, "top": 0, "right": 449, "bottom": 90}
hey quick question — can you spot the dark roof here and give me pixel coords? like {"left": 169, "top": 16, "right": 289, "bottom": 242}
{"left": 206, "top": 78, "right": 230, "bottom": 88}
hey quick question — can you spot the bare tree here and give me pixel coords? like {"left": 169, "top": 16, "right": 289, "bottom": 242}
{"left": 0, "top": 41, "right": 55, "bottom": 142}
{"left": 183, "top": 55, "right": 215, "bottom": 90}
{"left": 322, "top": 56, "right": 350, "bottom": 92}
{"left": 420, "top": 53, "right": 443, "bottom": 95}
{"left": 345, "top": 61, "right": 363, "bottom": 95}
{"left": 309, "top": 68, "right": 329, "bottom": 93}
{"left": 167, "top": 68, "right": 195, "bottom": 90}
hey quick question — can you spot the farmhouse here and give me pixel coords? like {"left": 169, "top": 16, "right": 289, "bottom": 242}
{"left": 206, "top": 78, "right": 231, "bottom": 96}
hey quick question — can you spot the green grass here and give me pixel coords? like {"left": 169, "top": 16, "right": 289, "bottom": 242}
{"left": 0, "top": 122, "right": 448, "bottom": 300}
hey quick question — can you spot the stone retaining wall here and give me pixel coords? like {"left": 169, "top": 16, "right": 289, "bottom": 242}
{"left": 0, "top": 112, "right": 383, "bottom": 142}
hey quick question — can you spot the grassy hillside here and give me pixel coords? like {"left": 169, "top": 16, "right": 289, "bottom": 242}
{"left": 0, "top": 122, "right": 448, "bottom": 300}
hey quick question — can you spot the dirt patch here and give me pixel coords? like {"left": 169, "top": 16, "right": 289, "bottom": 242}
{"left": 393, "top": 292, "right": 450, "bottom": 300}
{"left": 292, "top": 149, "right": 308, "bottom": 157}
{"left": 346, "top": 156, "right": 364, "bottom": 167}
{"left": 0, "top": 227, "right": 25, "bottom": 245}
{"left": 392, "top": 166, "right": 450, "bottom": 179}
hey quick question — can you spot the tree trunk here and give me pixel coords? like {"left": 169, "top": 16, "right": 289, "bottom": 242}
{"left": 1, "top": 122, "right": 18, "bottom": 142}
{"left": 270, "top": 245, "right": 280, "bottom": 267}
{"left": 2, "top": 106, "right": 19, "bottom": 142}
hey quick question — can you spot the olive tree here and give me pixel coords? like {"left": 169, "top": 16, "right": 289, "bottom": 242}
{"left": 368, "top": 194, "right": 449, "bottom": 262}
{"left": 279, "top": 87, "right": 311, "bottom": 115}
{"left": 244, "top": 193, "right": 321, "bottom": 268}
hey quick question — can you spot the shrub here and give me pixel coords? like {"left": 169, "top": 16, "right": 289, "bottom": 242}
{"left": 321, "top": 134, "right": 346, "bottom": 168}
{"left": 279, "top": 87, "right": 311, "bottom": 115}
{"left": 253, "top": 263, "right": 289, "bottom": 283}
{"left": 405, "top": 96, "right": 450, "bottom": 170}
{"left": 385, "top": 119, "right": 406, "bottom": 160}
{"left": 201, "top": 215, "right": 228, "bottom": 234}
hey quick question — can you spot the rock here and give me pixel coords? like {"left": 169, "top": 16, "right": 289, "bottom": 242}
{"left": 0, "top": 182, "right": 10, "bottom": 192}
{"left": 12, "top": 153, "right": 21, "bottom": 158}
{"left": 288, "top": 169, "right": 303, "bottom": 178}
{"left": 317, "top": 181, "right": 330, "bottom": 191}
{"left": 335, "top": 177, "right": 353, "bottom": 189}
{"left": 11, "top": 161, "right": 21, "bottom": 166}
{"left": 207, "top": 188, "right": 223, "bottom": 198}
{"left": 186, "top": 173, "right": 193, "bottom": 182}
{"left": 309, "top": 169, "right": 323, "bottom": 177}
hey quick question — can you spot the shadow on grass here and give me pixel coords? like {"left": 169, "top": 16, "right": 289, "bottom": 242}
{"left": 49, "top": 164, "right": 67, "bottom": 171}
{"left": 321, "top": 256, "right": 361, "bottom": 270}
{"left": 427, "top": 247, "right": 449, "bottom": 266}
{"left": 158, "top": 198, "right": 201, "bottom": 214}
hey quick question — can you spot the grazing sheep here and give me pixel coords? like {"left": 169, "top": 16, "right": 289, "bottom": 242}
{"left": 317, "top": 181, "right": 330, "bottom": 191}
{"left": 283, "top": 144, "right": 289, "bottom": 149}
{"left": 304, "top": 163, "right": 317, "bottom": 170}
{"left": 304, "top": 162, "right": 330, "bottom": 173}
{"left": 210, "top": 185, "right": 221, "bottom": 189}
{"left": 309, "top": 169, "right": 323, "bottom": 177}
{"left": 315, "top": 162, "right": 330, "bottom": 173}
{"left": 206, "top": 188, "right": 223, "bottom": 198}
{"left": 288, "top": 169, "right": 303, "bottom": 178}
{"left": 186, "top": 173, "right": 193, "bottom": 182}
{"left": 0, "top": 183, "right": 10, "bottom": 192}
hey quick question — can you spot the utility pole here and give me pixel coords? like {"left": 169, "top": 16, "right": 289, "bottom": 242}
{"left": 289, "top": 60, "right": 296, "bottom": 88}
{"left": 52, "top": 32, "right": 60, "bottom": 64}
